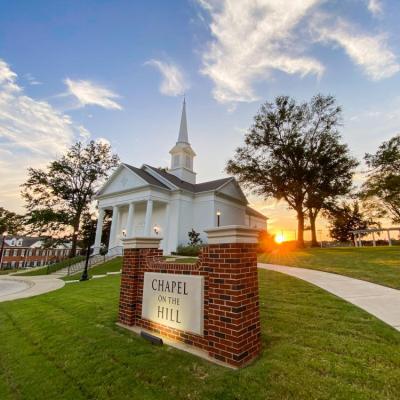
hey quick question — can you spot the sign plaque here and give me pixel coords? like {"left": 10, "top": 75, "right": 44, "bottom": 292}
{"left": 142, "top": 272, "right": 204, "bottom": 335}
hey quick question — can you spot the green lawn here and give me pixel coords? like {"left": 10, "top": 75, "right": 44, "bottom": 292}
{"left": 62, "top": 257, "right": 122, "bottom": 281}
{"left": 0, "top": 268, "right": 17, "bottom": 275}
{"left": 17, "top": 256, "right": 85, "bottom": 277}
{"left": 259, "top": 246, "right": 400, "bottom": 290}
{"left": 0, "top": 265, "right": 399, "bottom": 399}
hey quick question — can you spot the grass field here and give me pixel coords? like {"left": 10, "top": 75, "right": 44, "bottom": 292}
{"left": 259, "top": 246, "right": 400, "bottom": 289}
{"left": 62, "top": 257, "right": 122, "bottom": 281}
{"left": 17, "top": 256, "right": 85, "bottom": 277}
{"left": 0, "top": 264, "right": 399, "bottom": 399}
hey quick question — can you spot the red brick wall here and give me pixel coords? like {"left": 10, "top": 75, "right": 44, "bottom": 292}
{"left": 119, "top": 242, "right": 261, "bottom": 368}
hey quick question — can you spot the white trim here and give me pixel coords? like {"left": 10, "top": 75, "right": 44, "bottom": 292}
{"left": 205, "top": 225, "right": 260, "bottom": 244}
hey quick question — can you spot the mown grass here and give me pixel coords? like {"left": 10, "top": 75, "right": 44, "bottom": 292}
{"left": 63, "top": 257, "right": 122, "bottom": 281}
{"left": 17, "top": 256, "right": 85, "bottom": 277}
{"left": 0, "top": 265, "right": 399, "bottom": 399}
{"left": 259, "top": 246, "right": 400, "bottom": 289}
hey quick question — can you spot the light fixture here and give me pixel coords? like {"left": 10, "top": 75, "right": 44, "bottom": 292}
{"left": 122, "top": 229, "right": 127, "bottom": 237}
{"left": 216, "top": 210, "right": 221, "bottom": 227}
{"left": 153, "top": 225, "right": 160, "bottom": 235}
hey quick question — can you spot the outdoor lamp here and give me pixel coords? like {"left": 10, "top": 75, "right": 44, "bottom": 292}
{"left": 216, "top": 210, "right": 221, "bottom": 227}
{"left": 122, "top": 229, "right": 127, "bottom": 237}
{"left": 153, "top": 225, "right": 160, "bottom": 235}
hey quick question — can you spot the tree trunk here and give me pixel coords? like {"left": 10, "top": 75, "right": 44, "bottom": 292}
{"left": 70, "top": 219, "right": 80, "bottom": 258}
{"left": 296, "top": 210, "right": 305, "bottom": 248}
{"left": 309, "top": 210, "right": 318, "bottom": 247}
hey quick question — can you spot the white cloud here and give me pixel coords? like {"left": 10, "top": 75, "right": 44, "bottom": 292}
{"left": 145, "top": 59, "right": 189, "bottom": 96}
{"left": 312, "top": 17, "right": 400, "bottom": 80}
{"left": 197, "top": 0, "right": 399, "bottom": 104}
{"left": 64, "top": 78, "right": 122, "bottom": 110}
{"left": 0, "top": 59, "right": 90, "bottom": 211}
{"left": 197, "top": 0, "right": 324, "bottom": 103}
{"left": 367, "top": 0, "right": 383, "bottom": 16}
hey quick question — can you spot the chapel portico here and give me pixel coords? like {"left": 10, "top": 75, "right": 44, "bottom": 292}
{"left": 94, "top": 196, "right": 171, "bottom": 255}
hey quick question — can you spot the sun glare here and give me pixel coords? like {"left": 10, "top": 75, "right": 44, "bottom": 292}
{"left": 275, "top": 233, "right": 285, "bottom": 244}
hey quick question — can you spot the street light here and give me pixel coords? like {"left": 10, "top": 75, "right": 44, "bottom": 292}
{"left": 80, "top": 217, "right": 96, "bottom": 282}
{"left": 0, "top": 231, "right": 8, "bottom": 270}
{"left": 216, "top": 210, "right": 221, "bottom": 227}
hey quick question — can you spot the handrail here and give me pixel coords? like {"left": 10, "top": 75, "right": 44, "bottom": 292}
{"left": 62, "top": 246, "right": 123, "bottom": 276}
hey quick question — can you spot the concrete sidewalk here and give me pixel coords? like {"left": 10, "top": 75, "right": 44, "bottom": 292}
{"left": 259, "top": 263, "right": 400, "bottom": 332}
{"left": 0, "top": 275, "right": 65, "bottom": 303}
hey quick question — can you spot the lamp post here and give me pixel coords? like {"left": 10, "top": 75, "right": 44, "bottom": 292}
{"left": 80, "top": 217, "right": 96, "bottom": 282}
{"left": 216, "top": 210, "right": 221, "bottom": 227}
{"left": 0, "top": 231, "right": 8, "bottom": 270}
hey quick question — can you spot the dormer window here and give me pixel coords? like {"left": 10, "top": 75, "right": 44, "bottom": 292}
{"left": 11, "top": 239, "right": 16, "bottom": 246}
{"left": 17, "top": 239, "right": 23, "bottom": 247}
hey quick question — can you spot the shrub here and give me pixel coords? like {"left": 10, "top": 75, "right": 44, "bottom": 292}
{"left": 175, "top": 244, "right": 202, "bottom": 257}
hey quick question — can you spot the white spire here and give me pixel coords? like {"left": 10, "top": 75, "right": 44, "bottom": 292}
{"left": 177, "top": 97, "right": 189, "bottom": 144}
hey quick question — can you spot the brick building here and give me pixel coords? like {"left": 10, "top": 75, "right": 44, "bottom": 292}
{"left": 0, "top": 236, "right": 73, "bottom": 270}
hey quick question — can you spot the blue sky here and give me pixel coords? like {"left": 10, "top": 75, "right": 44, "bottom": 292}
{"left": 1, "top": 0, "right": 399, "bottom": 235}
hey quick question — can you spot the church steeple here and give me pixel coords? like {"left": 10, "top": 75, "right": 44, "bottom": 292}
{"left": 169, "top": 98, "right": 196, "bottom": 184}
{"left": 177, "top": 97, "right": 189, "bottom": 144}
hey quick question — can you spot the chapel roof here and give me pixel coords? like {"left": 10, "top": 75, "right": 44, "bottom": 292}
{"left": 144, "top": 165, "right": 233, "bottom": 193}
{"left": 124, "top": 164, "right": 170, "bottom": 190}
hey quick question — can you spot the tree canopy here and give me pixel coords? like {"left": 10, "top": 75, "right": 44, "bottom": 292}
{"left": 21, "top": 140, "right": 119, "bottom": 256}
{"left": 0, "top": 207, "right": 24, "bottom": 235}
{"left": 326, "top": 201, "right": 375, "bottom": 243}
{"left": 361, "top": 134, "right": 400, "bottom": 224}
{"left": 227, "top": 94, "right": 357, "bottom": 246}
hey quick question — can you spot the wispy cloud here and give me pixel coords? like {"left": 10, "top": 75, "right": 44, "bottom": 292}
{"left": 311, "top": 16, "right": 400, "bottom": 81}
{"left": 197, "top": 0, "right": 399, "bottom": 104}
{"left": 145, "top": 59, "right": 189, "bottom": 96}
{"left": 367, "top": 0, "right": 383, "bottom": 16}
{"left": 0, "top": 59, "right": 90, "bottom": 211}
{"left": 64, "top": 78, "right": 122, "bottom": 110}
{"left": 24, "top": 73, "right": 42, "bottom": 86}
{"left": 197, "top": 0, "right": 324, "bottom": 104}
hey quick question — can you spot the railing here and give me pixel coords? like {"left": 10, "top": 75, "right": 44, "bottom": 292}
{"left": 64, "top": 246, "right": 123, "bottom": 277}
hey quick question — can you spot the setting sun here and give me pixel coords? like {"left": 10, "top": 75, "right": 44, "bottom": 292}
{"left": 275, "top": 233, "right": 285, "bottom": 244}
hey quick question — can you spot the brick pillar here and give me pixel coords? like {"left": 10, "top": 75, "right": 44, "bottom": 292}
{"left": 118, "top": 237, "right": 163, "bottom": 326}
{"left": 203, "top": 226, "right": 261, "bottom": 367}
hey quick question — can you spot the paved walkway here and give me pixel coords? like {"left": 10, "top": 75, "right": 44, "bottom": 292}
{"left": 259, "top": 264, "right": 400, "bottom": 332}
{"left": 0, "top": 275, "right": 65, "bottom": 303}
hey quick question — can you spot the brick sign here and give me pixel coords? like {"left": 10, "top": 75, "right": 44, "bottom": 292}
{"left": 142, "top": 272, "right": 204, "bottom": 335}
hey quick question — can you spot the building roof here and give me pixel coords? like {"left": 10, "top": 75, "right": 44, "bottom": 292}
{"left": 144, "top": 165, "right": 232, "bottom": 193}
{"left": 246, "top": 206, "right": 268, "bottom": 220}
{"left": 123, "top": 164, "right": 170, "bottom": 190}
{"left": 4, "top": 236, "right": 43, "bottom": 248}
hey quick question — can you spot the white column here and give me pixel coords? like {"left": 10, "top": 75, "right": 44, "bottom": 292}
{"left": 144, "top": 198, "right": 153, "bottom": 236}
{"left": 163, "top": 202, "right": 170, "bottom": 253}
{"left": 109, "top": 206, "right": 119, "bottom": 249}
{"left": 387, "top": 230, "right": 392, "bottom": 246}
{"left": 94, "top": 208, "right": 105, "bottom": 254}
{"left": 372, "top": 232, "right": 376, "bottom": 247}
{"left": 126, "top": 203, "right": 135, "bottom": 237}
{"left": 359, "top": 234, "right": 363, "bottom": 247}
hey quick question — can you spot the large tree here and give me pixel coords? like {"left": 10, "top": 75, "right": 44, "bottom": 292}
{"left": 21, "top": 140, "right": 119, "bottom": 256}
{"left": 0, "top": 207, "right": 24, "bottom": 235}
{"left": 227, "top": 94, "right": 357, "bottom": 247}
{"left": 361, "top": 134, "right": 400, "bottom": 223}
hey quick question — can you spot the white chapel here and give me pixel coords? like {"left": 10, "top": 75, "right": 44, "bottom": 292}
{"left": 93, "top": 100, "right": 267, "bottom": 255}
